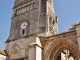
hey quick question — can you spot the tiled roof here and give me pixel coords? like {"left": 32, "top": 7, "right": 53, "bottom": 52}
{"left": 0, "top": 50, "right": 6, "bottom": 56}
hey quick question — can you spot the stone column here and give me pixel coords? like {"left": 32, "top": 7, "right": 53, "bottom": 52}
{"left": 75, "top": 23, "right": 80, "bottom": 52}
{"left": 29, "top": 36, "right": 42, "bottom": 60}
{"left": 75, "top": 23, "right": 80, "bottom": 60}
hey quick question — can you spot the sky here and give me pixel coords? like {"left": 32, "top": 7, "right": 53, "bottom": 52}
{"left": 0, "top": 0, "right": 80, "bottom": 50}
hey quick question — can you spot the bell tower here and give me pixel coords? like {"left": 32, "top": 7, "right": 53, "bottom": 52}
{"left": 7, "top": 0, "right": 58, "bottom": 40}
{"left": 6, "top": 0, "right": 58, "bottom": 60}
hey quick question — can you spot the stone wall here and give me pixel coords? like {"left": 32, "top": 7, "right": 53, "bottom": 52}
{"left": 6, "top": 35, "right": 42, "bottom": 60}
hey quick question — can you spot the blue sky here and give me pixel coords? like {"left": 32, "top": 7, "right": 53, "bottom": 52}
{"left": 0, "top": 0, "right": 80, "bottom": 50}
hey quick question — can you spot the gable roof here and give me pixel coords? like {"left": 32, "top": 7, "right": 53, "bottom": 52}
{"left": 0, "top": 50, "right": 6, "bottom": 56}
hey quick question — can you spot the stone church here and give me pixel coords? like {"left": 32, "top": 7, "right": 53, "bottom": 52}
{"left": 5, "top": 0, "right": 80, "bottom": 60}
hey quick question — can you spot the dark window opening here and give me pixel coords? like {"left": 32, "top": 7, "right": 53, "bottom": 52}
{"left": 22, "top": 29, "right": 25, "bottom": 34}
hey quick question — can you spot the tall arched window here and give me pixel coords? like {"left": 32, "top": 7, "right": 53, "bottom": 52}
{"left": 27, "top": 5, "right": 29, "bottom": 11}
{"left": 24, "top": 6, "right": 26, "bottom": 12}
{"left": 18, "top": 8, "right": 21, "bottom": 14}
{"left": 20, "top": 22, "right": 28, "bottom": 36}
{"left": 30, "top": 4, "right": 32, "bottom": 10}
{"left": 21, "top": 7, "right": 24, "bottom": 13}
{"left": 16, "top": 9, "right": 18, "bottom": 15}
{"left": 33, "top": 2, "right": 35, "bottom": 9}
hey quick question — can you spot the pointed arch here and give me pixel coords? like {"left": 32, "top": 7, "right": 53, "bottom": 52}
{"left": 45, "top": 37, "right": 80, "bottom": 60}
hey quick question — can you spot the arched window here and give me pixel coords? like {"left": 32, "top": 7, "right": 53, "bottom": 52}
{"left": 16, "top": 9, "right": 18, "bottom": 15}
{"left": 30, "top": 4, "right": 32, "bottom": 10}
{"left": 11, "top": 46, "right": 19, "bottom": 60}
{"left": 22, "top": 29, "right": 25, "bottom": 34}
{"left": 22, "top": 7, "right": 24, "bottom": 13}
{"left": 27, "top": 5, "right": 29, "bottom": 11}
{"left": 24, "top": 6, "right": 26, "bottom": 12}
{"left": 18, "top": 8, "right": 21, "bottom": 14}
{"left": 33, "top": 2, "right": 35, "bottom": 9}
{"left": 23, "top": 7, "right": 26, "bottom": 13}
{"left": 20, "top": 22, "right": 28, "bottom": 36}
{"left": 14, "top": 9, "right": 18, "bottom": 16}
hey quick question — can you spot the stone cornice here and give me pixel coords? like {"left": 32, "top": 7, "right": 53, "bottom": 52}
{"left": 14, "top": 0, "right": 33, "bottom": 8}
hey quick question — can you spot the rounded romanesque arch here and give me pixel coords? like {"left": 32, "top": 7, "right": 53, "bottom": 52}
{"left": 45, "top": 37, "right": 80, "bottom": 60}
{"left": 10, "top": 44, "right": 20, "bottom": 60}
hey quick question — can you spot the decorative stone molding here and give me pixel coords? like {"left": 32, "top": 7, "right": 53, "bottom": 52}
{"left": 44, "top": 37, "right": 80, "bottom": 60}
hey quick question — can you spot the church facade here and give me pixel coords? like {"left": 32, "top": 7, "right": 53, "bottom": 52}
{"left": 5, "top": 0, "right": 80, "bottom": 60}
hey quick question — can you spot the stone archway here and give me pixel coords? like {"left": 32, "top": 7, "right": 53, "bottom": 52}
{"left": 45, "top": 37, "right": 80, "bottom": 60}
